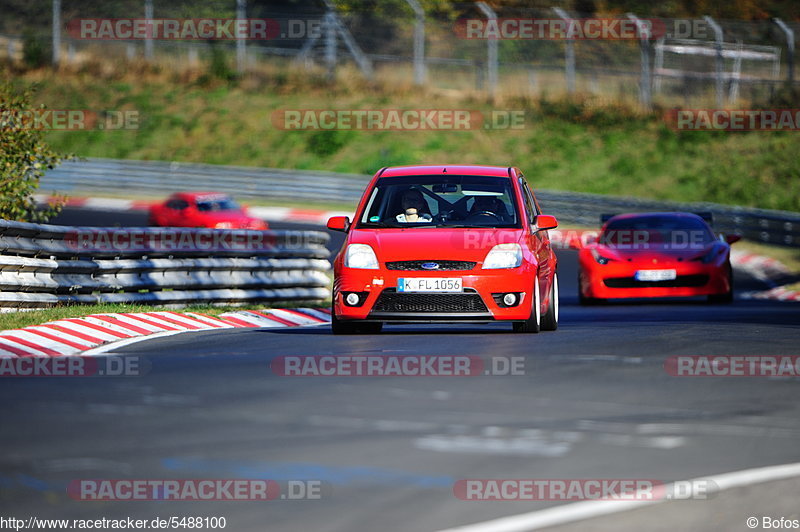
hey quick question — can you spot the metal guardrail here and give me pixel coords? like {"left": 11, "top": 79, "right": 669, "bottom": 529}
{"left": 0, "top": 218, "right": 331, "bottom": 308}
{"left": 42, "top": 158, "right": 368, "bottom": 205}
{"left": 40, "top": 158, "right": 800, "bottom": 247}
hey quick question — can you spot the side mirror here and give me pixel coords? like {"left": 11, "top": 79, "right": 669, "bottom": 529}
{"left": 327, "top": 216, "right": 350, "bottom": 232}
{"left": 725, "top": 234, "right": 741, "bottom": 245}
{"left": 534, "top": 214, "right": 558, "bottom": 231}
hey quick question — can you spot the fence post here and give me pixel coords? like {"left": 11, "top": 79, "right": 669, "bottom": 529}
{"left": 405, "top": 0, "right": 426, "bottom": 85}
{"left": 144, "top": 0, "right": 154, "bottom": 61}
{"left": 324, "top": 11, "right": 337, "bottom": 81}
{"left": 704, "top": 15, "right": 724, "bottom": 108}
{"left": 774, "top": 18, "right": 795, "bottom": 85}
{"left": 475, "top": 2, "right": 498, "bottom": 98}
{"left": 626, "top": 13, "right": 652, "bottom": 110}
{"left": 236, "top": 0, "right": 246, "bottom": 74}
{"left": 52, "top": 0, "right": 61, "bottom": 67}
{"left": 553, "top": 7, "right": 576, "bottom": 94}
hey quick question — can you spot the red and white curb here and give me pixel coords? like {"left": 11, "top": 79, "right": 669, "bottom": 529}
{"left": 0, "top": 308, "right": 331, "bottom": 358}
{"left": 35, "top": 195, "right": 349, "bottom": 226}
{"left": 740, "top": 286, "right": 800, "bottom": 302}
{"left": 730, "top": 249, "right": 792, "bottom": 286}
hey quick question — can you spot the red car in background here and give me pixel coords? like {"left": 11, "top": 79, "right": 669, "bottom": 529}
{"left": 148, "top": 192, "right": 268, "bottom": 230}
{"left": 575, "top": 212, "right": 739, "bottom": 305}
{"left": 327, "top": 165, "right": 559, "bottom": 334}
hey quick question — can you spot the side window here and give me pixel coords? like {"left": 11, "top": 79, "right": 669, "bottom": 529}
{"left": 518, "top": 178, "right": 536, "bottom": 222}
{"left": 167, "top": 199, "right": 188, "bottom": 210}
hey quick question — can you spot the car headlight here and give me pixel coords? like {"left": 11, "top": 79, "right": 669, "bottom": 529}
{"left": 693, "top": 246, "right": 722, "bottom": 264}
{"left": 344, "top": 244, "right": 379, "bottom": 269}
{"left": 482, "top": 243, "right": 522, "bottom": 269}
{"left": 591, "top": 248, "right": 614, "bottom": 265}
{"left": 215, "top": 222, "right": 233, "bottom": 229}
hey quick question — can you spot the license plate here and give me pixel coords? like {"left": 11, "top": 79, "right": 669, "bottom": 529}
{"left": 635, "top": 269, "right": 677, "bottom": 281}
{"left": 397, "top": 278, "right": 462, "bottom": 292}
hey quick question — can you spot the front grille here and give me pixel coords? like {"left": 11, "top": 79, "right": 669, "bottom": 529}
{"left": 385, "top": 260, "right": 476, "bottom": 271}
{"left": 373, "top": 288, "right": 488, "bottom": 313}
{"left": 604, "top": 275, "right": 710, "bottom": 289}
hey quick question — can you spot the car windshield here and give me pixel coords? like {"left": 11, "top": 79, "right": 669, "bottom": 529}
{"left": 601, "top": 215, "right": 715, "bottom": 247}
{"left": 195, "top": 197, "right": 240, "bottom": 212}
{"left": 357, "top": 175, "right": 520, "bottom": 229}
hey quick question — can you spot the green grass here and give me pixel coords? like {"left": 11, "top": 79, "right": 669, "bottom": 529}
{"left": 0, "top": 301, "right": 328, "bottom": 332}
{"left": 12, "top": 67, "right": 800, "bottom": 213}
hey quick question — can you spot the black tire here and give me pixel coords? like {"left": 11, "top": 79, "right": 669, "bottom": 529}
{"left": 708, "top": 272, "right": 734, "bottom": 304}
{"left": 541, "top": 273, "right": 559, "bottom": 331}
{"left": 513, "top": 277, "right": 541, "bottom": 333}
{"left": 578, "top": 272, "right": 602, "bottom": 306}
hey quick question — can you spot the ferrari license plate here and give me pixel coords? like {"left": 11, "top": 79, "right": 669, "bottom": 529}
{"left": 635, "top": 269, "right": 677, "bottom": 281}
{"left": 397, "top": 278, "right": 462, "bottom": 292}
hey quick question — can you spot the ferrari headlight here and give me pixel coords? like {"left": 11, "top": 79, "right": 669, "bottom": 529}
{"left": 215, "top": 222, "right": 233, "bottom": 229}
{"left": 344, "top": 244, "right": 379, "bottom": 269}
{"left": 483, "top": 243, "right": 522, "bottom": 269}
{"left": 693, "top": 246, "right": 721, "bottom": 264}
{"left": 591, "top": 248, "right": 614, "bottom": 265}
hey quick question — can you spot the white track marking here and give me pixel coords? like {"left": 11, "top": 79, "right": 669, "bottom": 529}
{"left": 436, "top": 461, "right": 800, "bottom": 532}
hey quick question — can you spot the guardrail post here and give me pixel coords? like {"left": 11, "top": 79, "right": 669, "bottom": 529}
{"left": 52, "top": 0, "right": 61, "bottom": 67}
{"left": 475, "top": 2, "right": 498, "bottom": 98}
{"left": 405, "top": 0, "right": 426, "bottom": 85}
{"left": 703, "top": 15, "right": 724, "bottom": 108}
{"left": 144, "top": 0, "right": 154, "bottom": 61}
{"left": 626, "top": 13, "right": 652, "bottom": 110}
{"left": 553, "top": 7, "right": 576, "bottom": 94}
{"left": 324, "top": 10, "right": 337, "bottom": 81}
{"left": 774, "top": 18, "right": 795, "bottom": 84}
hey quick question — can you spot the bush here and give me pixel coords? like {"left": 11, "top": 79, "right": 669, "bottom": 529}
{"left": 0, "top": 82, "right": 71, "bottom": 222}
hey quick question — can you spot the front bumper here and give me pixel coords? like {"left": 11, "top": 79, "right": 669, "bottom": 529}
{"left": 579, "top": 259, "right": 730, "bottom": 299}
{"left": 333, "top": 267, "right": 534, "bottom": 322}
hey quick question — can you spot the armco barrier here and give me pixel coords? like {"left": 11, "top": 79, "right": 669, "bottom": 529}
{"left": 40, "top": 158, "right": 800, "bottom": 247}
{"left": 0, "top": 219, "right": 331, "bottom": 308}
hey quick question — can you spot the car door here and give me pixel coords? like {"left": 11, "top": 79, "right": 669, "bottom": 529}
{"left": 519, "top": 177, "right": 554, "bottom": 301}
{"left": 164, "top": 198, "right": 190, "bottom": 226}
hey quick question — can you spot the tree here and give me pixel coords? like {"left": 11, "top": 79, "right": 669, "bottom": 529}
{"left": 0, "top": 82, "right": 70, "bottom": 222}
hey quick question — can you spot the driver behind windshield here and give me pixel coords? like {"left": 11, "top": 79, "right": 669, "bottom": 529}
{"left": 396, "top": 189, "right": 433, "bottom": 223}
{"left": 469, "top": 195, "right": 509, "bottom": 222}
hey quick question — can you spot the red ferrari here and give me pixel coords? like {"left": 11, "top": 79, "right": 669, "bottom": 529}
{"left": 148, "top": 192, "right": 268, "bottom": 230}
{"left": 574, "top": 212, "right": 739, "bottom": 304}
{"left": 327, "top": 165, "right": 559, "bottom": 334}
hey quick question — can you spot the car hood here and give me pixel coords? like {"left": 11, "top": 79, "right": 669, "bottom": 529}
{"left": 348, "top": 228, "right": 524, "bottom": 263}
{"left": 591, "top": 242, "right": 719, "bottom": 262}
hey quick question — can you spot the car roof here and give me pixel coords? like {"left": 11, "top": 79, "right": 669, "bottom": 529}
{"left": 379, "top": 165, "right": 512, "bottom": 178}
{"left": 172, "top": 192, "right": 231, "bottom": 200}
{"left": 604, "top": 211, "right": 710, "bottom": 227}
{"left": 605, "top": 212, "right": 708, "bottom": 223}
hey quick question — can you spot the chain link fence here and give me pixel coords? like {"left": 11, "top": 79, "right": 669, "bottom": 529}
{"left": 1, "top": 2, "right": 798, "bottom": 107}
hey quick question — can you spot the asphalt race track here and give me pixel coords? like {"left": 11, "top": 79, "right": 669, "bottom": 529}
{"left": 0, "top": 207, "right": 798, "bottom": 531}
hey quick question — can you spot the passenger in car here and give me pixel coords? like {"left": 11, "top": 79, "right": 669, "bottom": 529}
{"left": 396, "top": 189, "right": 433, "bottom": 223}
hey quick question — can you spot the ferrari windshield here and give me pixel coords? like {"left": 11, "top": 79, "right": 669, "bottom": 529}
{"left": 357, "top": 175, "right": 521, "bottom": 228}
{"left": 601, "top": 215, "right": 715, "bottom": 247}
{"left": 196, "top": 196, "right": 240, "bottom": 212}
